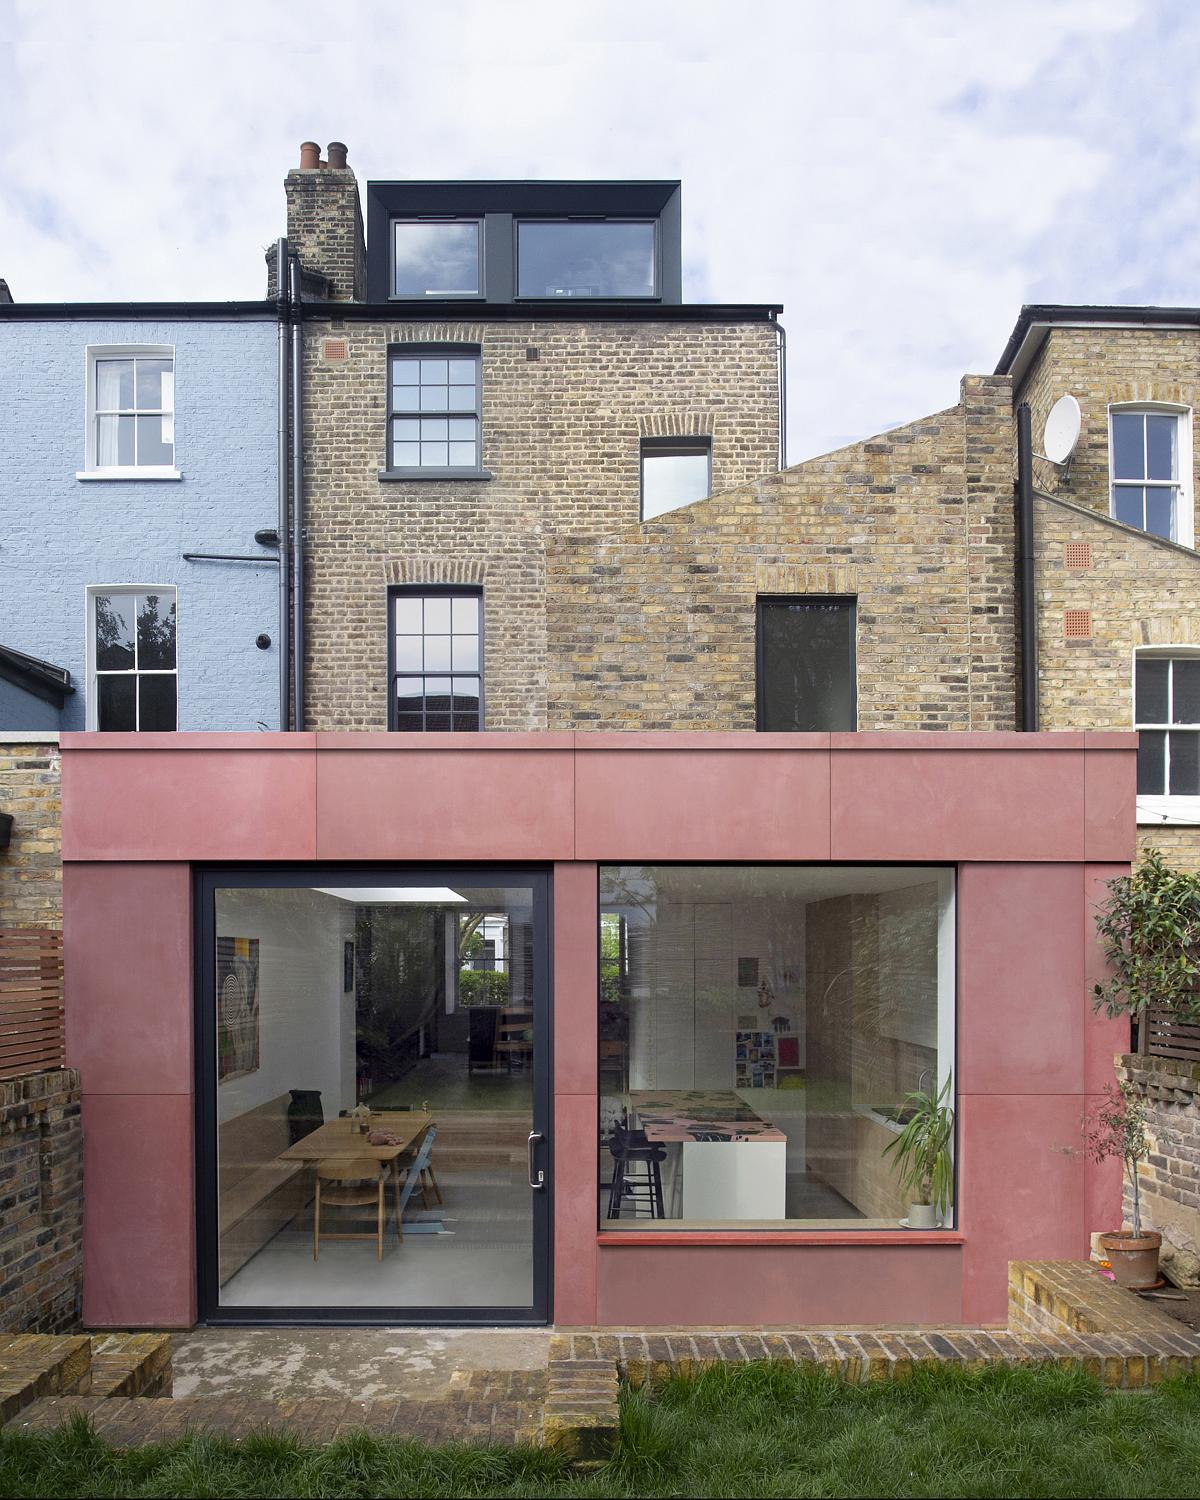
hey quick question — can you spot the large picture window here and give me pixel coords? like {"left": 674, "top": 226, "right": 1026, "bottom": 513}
{"left": 392, "top": 220, "right": 481, "bottom": 299}
{"left": 516, "top": 220, "right": 656, "bottom": 299}
{"left": 598, "top": 865, "right": 955, "bottom": 1231}
{"left": 389, "top": 587, "right": 482, "bottom": 732}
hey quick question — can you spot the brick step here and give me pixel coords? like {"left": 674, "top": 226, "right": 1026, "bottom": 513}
{"left": 89, "top": 1333, "right": 173, "bottom": 1398}
{"left": 0, "top": 1333, "right": 91, "bottom": 1425}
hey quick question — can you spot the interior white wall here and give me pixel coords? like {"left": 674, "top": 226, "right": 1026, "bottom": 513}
{"left": 215, "top": 887, "right": 356, "bottom": 1126}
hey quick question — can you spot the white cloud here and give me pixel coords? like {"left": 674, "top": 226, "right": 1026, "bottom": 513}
{"left": 0, "top": 0, "right": 1185, "bottom": 458}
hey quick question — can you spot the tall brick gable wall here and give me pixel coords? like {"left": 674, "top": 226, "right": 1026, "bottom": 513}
{"left": 545, "top": 374, "right": 1018, "bottom": 731}
{"left": 302, "top": 318, "right": 780, "bottom": 730}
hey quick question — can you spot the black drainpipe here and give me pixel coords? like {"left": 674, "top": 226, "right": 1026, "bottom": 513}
{"left": 772, "top": 313, "right": 788, "bottom": 469}
{"left": 1016, "top": 402, "right": 1038, "bottom": 731}
{"left": 275, "top": 239, "right": 291, "bottom": 731}
{"left": 289, "top": 255, "right": 305, "bottom": 732}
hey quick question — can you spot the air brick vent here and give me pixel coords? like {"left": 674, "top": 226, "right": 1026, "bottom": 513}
{"left": 1063, "top": 609, "right": 1092, "bottom": 640}
{"left": 1063, "top": 541, "right": 1092, "bottom": 570}
{"left": 323, "top": 338, "right": 348, "bottom": 361}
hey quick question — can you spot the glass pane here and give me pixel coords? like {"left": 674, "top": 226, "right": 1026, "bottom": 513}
{"left": 137, "top": 592, "right": 176, "bottom": 670}
{"left": 394, "top": 636, "right": 422, "bottom": 671}
{"left": 1174, "top": 660, "right": 1200, "bottom": 724}
{"left": 1111, "top": 412, "right": 1145, "bottom": 480}
{"left": 419, "top": 359, "right": 449, "bottom": 383}
{"left": 451, "top": 679, "right": 480, "bottom": 716}
{"left": 392, "top": 221, "right": 480, "bottom": 296}
{"left": 1170, "top": 732, "right": 1200, "bottom": 795}
{"left": 1138, "top": 729, "right": 1166, "bottom": 794}
{"left": 394, "top": 680, "right": 424, "bottom": 717}
{"left": 136, "top": 414, "right": 174, "bottom": 467}
{"left": 94, "top": 593, "right": 135, "bottom": 671}
{"left": 424, "top": 598, "right": 452, "bottom": 632}
{"left": 448, "top": 419, "right": 476, "bottom": 442}
{"left": 392, "top": 441, "right": 420, "bottom": 467}
{"left": 95, "top": 359, "right": 134, "bottom": 410}
{"left": 393, "top": 419, "right": 420, "bottom": 442}
{"left": 1145, "top": 488, "right": 1175, "bottom": 540}
{"left": 420, "top": 443, "right": 449, "bottom": 466}
{"left": 420, "top": 418, "right": 448, "bottom": 440}
{"left": 1136, "top": 658, "right": 1169, "bottom": 723}
{"left": 1146, "top": 415, "right": 1177, "bottom": 481}
{"left": 642, "top": 449, "right": 710, "bottom": 519}
{"left": 419, "top": 384, "right": 448, "bottom": 413}
{"left": 97, "top": 673, "right": 136, "bottom": 731}
{"left": 598, "top": 865, "right": 952, "bottom": 1229}
{"left": 452, "top": 714, "right": 481, "bottom": 732}
{"left": 213, "top": 877, "right": 538, "bottom": 1309}
{"left": 424, "top": 677, "right": 452, "bottom": 710}
{"left": 451, "top": 596, "right": 479, "bottom": 633}
{"left": 392, "top": 387, "right": 420, "bottom": 412}
{"left": 452, "top": 634, "right": 479, "bottom": 671}
{"left": 391, "top": 359, "right": 420, "bottom": 384}
{"left": 1112, "top": 486, "right": 1144, "bottom": 529}
{"left": 517, "top": 221, "right": 656, "bottom": 298}
{"left": 423, "top": 635, "right": 452, "bottom": 671}
{"left": 139, "top": 673, "right": 177, "bottom": 731}
{"left": 759, "top": 600, "right": 855, "bottom": 731}
{"left": 447, "top": 359, "right": 476, "bottom": 385}
{"left": 97, "top": 414, "right": 135, "bottom": 466}
{"left": 449, "top": 385, "right": 476, "bottom": 411}
{"left": 392, "top": 597, "right": 422, "bottom": 633}
{"left": 426, "top": 712, "right": 452, "bottom": 732}
{"left": 393, "top": 710, "right": 422, "bottom": 732}
{"left": 449, "top": 442, "right": 476, "bottom": 467}
{"left": 136, "top": 358, "right": 173, "bottom": 411}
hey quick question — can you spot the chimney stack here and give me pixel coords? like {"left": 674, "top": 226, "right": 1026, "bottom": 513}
{"left": 282, "top": 138, "right": 365, "bottom": 301}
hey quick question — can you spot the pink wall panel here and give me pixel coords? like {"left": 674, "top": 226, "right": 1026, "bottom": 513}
{"left": 64, "top": 863, "right": 194, "bottom": 1096}
{"left": 553, "top": 1096, "right": 600, "bottom": 1326}
{"left": 315, "top": 741, "right": 575, "bottom": 861}
{"left": 596, "top": 1244, "right": 963, "bottom": 1326}
{"left": 956, "top": 864, "right": 1086, "bottom": 1096}
{"left": 81, "top": 1092, "right": 196, "bottom": 1328}
{"left": 831, "top": 746, "right": 1085, "bottom": 862}
{"left": 574, "top": 745, "right": 831, "bottom": 860}
{"left": 1083, "top": 865, "right": 1132, "bottom": 1096}
{"left": 1085, "top": 744, "right": 1139, "bottom": 862}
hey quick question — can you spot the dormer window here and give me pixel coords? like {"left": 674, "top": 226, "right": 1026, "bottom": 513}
{"left": 516, "top": 221, "right": 657, "bottom": 299}
{"left": 392, "top": 220, "right": 481, "bottom": 298}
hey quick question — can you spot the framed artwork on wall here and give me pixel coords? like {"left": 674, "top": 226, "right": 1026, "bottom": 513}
{"left": 216, "top": 936, "right": 260, "bottom": 1081}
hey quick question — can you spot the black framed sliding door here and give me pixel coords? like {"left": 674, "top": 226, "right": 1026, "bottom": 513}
{"left": 194, "top": 865, "right": 551, "bottom": 1325}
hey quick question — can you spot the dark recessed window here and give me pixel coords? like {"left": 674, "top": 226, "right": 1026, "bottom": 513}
{"left": 390, "top": 587, "right": 482, "bottom": 732}
{"left": 757, "top": 597, "right": 856, "bottom": 732}
{"left": 389, "top": 353, "right": 481, "bottom": 471}
{"left": 641, "top": 439, "right": 711, "bottom": 519}
{"left": 1135, "top": 654, "right": 1200, "bottom": 796}
{"left": 90, "top": 587, "right": 177, "bottom": 731}
{"left": 392, "top": 221, "right": 481, "bottom": 298}
{"left": 516, "top": 221, "right": 656, "bottom": 299}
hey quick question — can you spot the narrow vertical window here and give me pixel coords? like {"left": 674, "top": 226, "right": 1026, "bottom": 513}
{"left": 90, "top": 587, "right": 177, "bottom": 731}
{"left": 390, "top": 587, "right": 482, "bottom": 731}
{"left": 1110, "top": 407, "right": 1192, "bottom": 545}
{"left": 757, "top": 597, "right": 856, "bottom": 732}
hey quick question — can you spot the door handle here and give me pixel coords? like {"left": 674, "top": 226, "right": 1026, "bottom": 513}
{"left": 527, "top": 1130, "right": 545, "bottom": 1190}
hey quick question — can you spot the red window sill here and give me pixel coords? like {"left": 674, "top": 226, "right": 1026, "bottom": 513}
{"left": 597, "top": 1231, "right": 964, "bottom": 1247}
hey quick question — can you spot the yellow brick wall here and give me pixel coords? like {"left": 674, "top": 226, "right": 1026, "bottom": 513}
{"left": 0, "top": 739, "right": 62, "bottom": 928}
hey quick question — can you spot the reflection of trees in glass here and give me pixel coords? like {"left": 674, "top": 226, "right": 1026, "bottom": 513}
{"left": 355, "top": 906, "right": 441, "bottom": 1089}
{"left": 137, "top": 593, "right": 176, "bottom": 670}
{"left": 94, "top": 595, "right": 134, "bottom": 670}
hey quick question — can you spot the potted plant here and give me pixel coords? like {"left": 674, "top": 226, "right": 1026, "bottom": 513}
{"left": 882, "top": 1076, "right": 954, "bottom": 1229}
{"left": 1083, "top": 1082, "right": 1161, "bottom": 1288}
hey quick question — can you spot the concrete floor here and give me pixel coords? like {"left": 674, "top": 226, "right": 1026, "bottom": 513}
{"left": 171, "top": 1325, "right": 551, "bottom": 1401}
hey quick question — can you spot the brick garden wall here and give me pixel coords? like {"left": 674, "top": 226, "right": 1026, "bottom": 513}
{"left": 0, "top": 738, "right": 62, "bottom": 928}
{"left": 1115, "top": 1052, "right": 1200, "bottom": 1287}
{"left": 0, "top": 1068, "right": 82, "bottom": 1333}
{"left": 545, "top": 374, "right": 1018, "bottom": 730}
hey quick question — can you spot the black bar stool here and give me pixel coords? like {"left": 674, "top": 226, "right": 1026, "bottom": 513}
{"left": 606, "top": 1124, "right": 666, "bottom": 1219}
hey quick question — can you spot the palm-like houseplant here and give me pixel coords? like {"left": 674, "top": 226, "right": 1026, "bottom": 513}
{"left": 882, "top": 1076, "right": 954, "bottom": 1228}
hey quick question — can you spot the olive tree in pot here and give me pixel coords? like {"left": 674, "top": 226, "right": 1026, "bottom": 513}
{"left": 882, "top": 1077, "right": 954, "bottom": 1229}
{"left": 1083, "top": 1083, "right": 1159, "bottom": 1287}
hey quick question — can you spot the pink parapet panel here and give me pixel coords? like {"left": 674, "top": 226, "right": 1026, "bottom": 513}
{"left": 553, "top": 1094, "right": 600, "bottom": 1326}
{"left": 64, "top": 863, "right": 193, "bottom": 1096}
{"left": 1084, "top": 741, "right": 1139, "bottom": 863}
{"left": 573, "top": 742, "right": 831, "bottom": 861}
{"left": 956, "top": 864, "right": 1086, "bottom": 1096}
{"left": 81, "top": 1092, "right": 196, "bottom": 1328}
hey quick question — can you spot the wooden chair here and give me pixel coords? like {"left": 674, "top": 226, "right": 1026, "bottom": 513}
{"left": 312, "top": 1157, "right": 389, "bottom": 1261}
{"left": 494, "top": 1007, "right": 534, "bottom": 1070}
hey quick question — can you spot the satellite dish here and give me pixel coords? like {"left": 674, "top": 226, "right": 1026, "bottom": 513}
{"left": 1041, "top": 394, "right": 1082, "bottom": 466}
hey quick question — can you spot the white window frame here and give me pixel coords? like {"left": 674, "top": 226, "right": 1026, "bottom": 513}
{"left": 1134, "top": 646, "right": 1200, "bottom": 825}
{"left": 85, "top": 584, "right": 179, "bottom": 731}
{"left": 79, "top": 345, "right": 181, "bottom": 480}
{"left": 1108, "top": 402, "right": 1193, "bottom": 548}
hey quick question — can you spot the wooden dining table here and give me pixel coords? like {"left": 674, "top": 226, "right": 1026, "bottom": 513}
{"left": 279, "top": 1112, "right": 435, "bottom": 1236}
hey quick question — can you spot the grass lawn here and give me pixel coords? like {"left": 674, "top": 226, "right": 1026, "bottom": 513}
{"left": 5, "top": 1362, "right": 1200, "bottom": 1499}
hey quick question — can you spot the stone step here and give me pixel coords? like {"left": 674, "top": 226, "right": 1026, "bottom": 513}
{"left": 89, "top": 1333, "right": 173, "bottom": 1398}
{"left": 0, "top": 1333, "right": 91, "bottom": 1425}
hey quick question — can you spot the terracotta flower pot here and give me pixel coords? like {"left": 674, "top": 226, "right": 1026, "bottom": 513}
{"left": 1100, "top": 1229, "right": 1162, "bottom": 1288}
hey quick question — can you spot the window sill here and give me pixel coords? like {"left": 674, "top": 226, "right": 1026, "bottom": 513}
{"left": 378, "top": 467, "right": 492, "bottom": 483}
{"left": 597, "top": 1230, "right": 964, "bottom": 1247}
{"left": 77, "top": 468, "right": 182, "bottom": 482}
{"left": 1137, "top": 795, "right": 1200, "bottom": 826}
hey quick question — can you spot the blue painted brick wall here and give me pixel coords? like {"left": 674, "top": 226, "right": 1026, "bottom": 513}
{"left": 0, "top": 317, "right": 281, "bottom": 730}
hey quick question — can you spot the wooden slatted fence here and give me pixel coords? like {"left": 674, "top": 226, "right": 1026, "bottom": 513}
{"left": 1141, "top": 1004, "right": 1200, "bottom": 1063}
{"left": 0, "top": 928, "right": 64, "bottom": 1080}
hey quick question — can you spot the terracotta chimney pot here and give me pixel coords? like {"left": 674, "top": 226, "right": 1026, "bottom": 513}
{"left": 299, "top": 141, "right": 321, "bottom": 170}
{"left": 327, "top": 141, "right": 348, "bottom": 169}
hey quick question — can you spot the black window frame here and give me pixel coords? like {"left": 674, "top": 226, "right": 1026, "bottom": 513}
{"left": 390, "top": 217, "right": 484, "bottom": 301}
{"left": 383, "top": 344, "right": 489, "bottom": 482}
{"left": 639, "top": 436, "right": 713, "bottom": 520}
{"left": 388, "top": 583, "right": 485, "bottom": 732}
{"left": 514, "top": 217, "right": 661, "bottom": 302}
{"left": 755, "top": 594, "right": 858, "bottom": 733}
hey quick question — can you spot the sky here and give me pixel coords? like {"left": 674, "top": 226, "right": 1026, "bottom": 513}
{"left": 1, "top": 0, "right": 1196, "bottom": 461}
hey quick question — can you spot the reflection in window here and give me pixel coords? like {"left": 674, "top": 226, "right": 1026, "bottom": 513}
{"left": 641, "top": 441, "right": 711, "bottom": 519}
{"left": 392, "top": 221, "right": 481, "bottom": 298}
{"left": 517, "top": 221, "right": 656, "bottom": 298}
{"left": 758, "top": 597, "right": 856, "bottom": 731}
{"left": 390, "top": 588, "right": 482, "bottom": 732}
{"left": 92, "top": 354, "right": 174, "bottom": 468}
{"left": 1135, "top": 654, "right": 1200, "bottom": 797}
{"left": 389, "top": 354, "right": 481, "bottom": 470}
{"left": 1111, "top": 408, "right": 1184, "bottom": 542}
{"left": 598, "top": 865, "right": 954, "bottom": 1230}
{"left": 91, "top": 587, "right": 177, "bottom": 731}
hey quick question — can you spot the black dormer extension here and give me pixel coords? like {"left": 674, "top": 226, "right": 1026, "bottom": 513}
{"left": 364, "top": 181, "right": 682, "bottom": 306}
